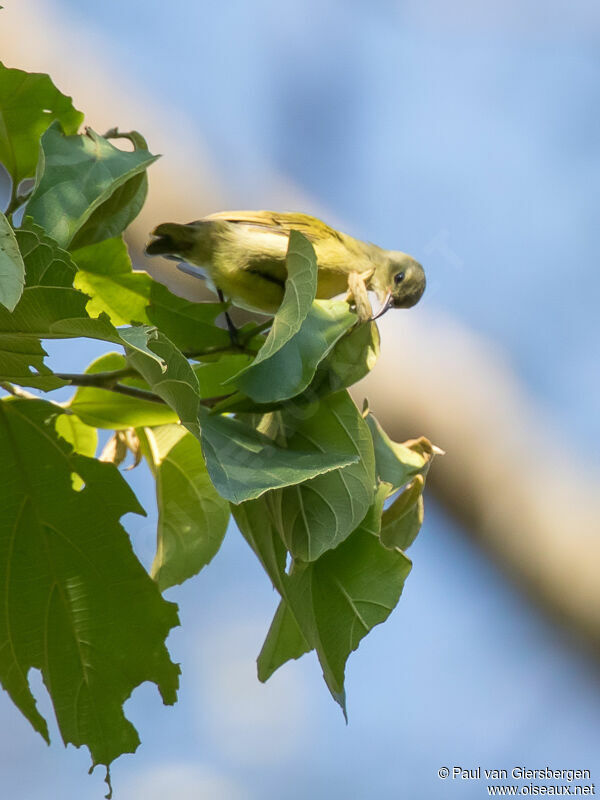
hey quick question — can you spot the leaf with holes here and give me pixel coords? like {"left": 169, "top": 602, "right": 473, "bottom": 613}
{"left": 27, "top": 123, "right": 158, "bottom": 248}
{"left": 0, "top": 62, "right": 83, "bottom": 187}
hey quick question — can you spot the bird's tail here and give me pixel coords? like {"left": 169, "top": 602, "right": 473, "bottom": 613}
{"left": 145, "top": 222, "right": 201, "bottom": 259}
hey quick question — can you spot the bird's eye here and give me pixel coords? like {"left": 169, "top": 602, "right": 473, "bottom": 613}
{"left": 394, "top": 271, "right": 405, "bottom": 285}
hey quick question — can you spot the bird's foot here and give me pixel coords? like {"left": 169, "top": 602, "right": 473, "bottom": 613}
{"left": 217, "top": 289, "right": 241, "bottom": 347}
{"left": 346, "top": 271, "right": 373, "bottom": 323}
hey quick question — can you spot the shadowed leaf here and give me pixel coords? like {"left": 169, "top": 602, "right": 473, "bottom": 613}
{"left": 0, "top": 398, "right": 180, "bottom": 776}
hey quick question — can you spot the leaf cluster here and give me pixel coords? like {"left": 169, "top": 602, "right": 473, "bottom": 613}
{"left": 0, "top": 62, "right": 439, "bottom": 794}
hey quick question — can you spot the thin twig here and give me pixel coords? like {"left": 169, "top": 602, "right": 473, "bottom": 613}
{"left": 54, "top": 373, "right": 165, "bottom": 403}
{"left": 53, "top": 372, "right": 234, "bottom": 408}
{"left": 183, "top": 344, "right": 251, "bottom": 359}
{"left": 183, "top": 321, "right": 272, "bottom": 361}
{"left": 242, "top": 319, "right": 272, "bottom": 342}
{"left": 54, "top": 368, "right": 134, "bottom": 387}
{"left": 5, "top": 186, "right": 33, "bottom": 220}
{"left": 0, "top": 382, "right": 38, "bottom": 399}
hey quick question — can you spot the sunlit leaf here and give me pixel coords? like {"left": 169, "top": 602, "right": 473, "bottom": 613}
{"left": 141, "top": 425, "right": 230, "bottom": 590}
{"left": 72, "top": 237, "right": 152, "bottom": 326}
{"left": 55, "top": 411, "right": 97, "bottom": 458}
{"left": 365, "top": 410, "right": 440, "bottom": 490}
{"left": 71, "top": 236, "right": 230, "bottom": 351}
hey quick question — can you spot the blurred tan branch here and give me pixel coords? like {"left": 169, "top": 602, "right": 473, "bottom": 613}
{"left": 356, "top": 314, "right": 600, "bottom": 648}
{"left": 4, "top": 0, "right": 599, "bottom": 647}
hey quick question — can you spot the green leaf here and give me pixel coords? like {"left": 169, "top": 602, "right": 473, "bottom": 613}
{"left": 256, "top": 599, "right": 311, "bottom": 683}
{"left": 0, "top": 398, "right": 179, "bottom": 776}
{"left": 71, "top": 237, "right": 230, "bottom": 351}
{"left": 193, "top": 354, "right": 252, "bottom": 399}
{"left": 244, "top": 230, "right": 317, "bottom": 365}
{"left": 69, "top": 130, "right": 151, "bottom": 250}
{"left": 309, "top": 320, "right": 380, "bottom": 396}
{"left": 72, "top": 237, "right": 152, "bottom": 326}
{"left": 68, "top": 353, "right": 176, "bottom": 429}
{"left": 230, "top": 496, "right": 287, "bottom": 594}
{"left": 27, "top": 123, "right": 158, "bottom": 248}
{"left": 146, "top": 281, "right": 230, "bottom": 352}
{"left": 365, "top": 411, "right": 440, "bottom": 490}
{"left": 234, "top": 485, "right": 411, "bottom": 715}
{"left": 117, "top": 325, "right": 165, "bottom": 365}
{"left": 17, "top": 217, "right": 77, "bottom": 287}
{"left": 268, "top": 390, "right": 376, "bottom": 561}
{"left": 0, "top": 227, "right": 161, "bottom": 388}
{"left": 140, "top": 425, "right": 230, "bottom": 590}
{"left": 200, "top": 409, "right": 359, "bottom": 504}
{"left": 55, "top": 411, "right": 97, "bottom": 457}
{"left": 127, "top": 333, "right": 359, "bottom": 504}
{"left": 0, "top": 210, "right": 25, "bottom": 310}
{"left": 255, "top": 486, "right": 387, "bottom": 683}
{"left": 49, "top": 314, "right": 167, "bottom": 370}
{"left": 0, "top": 335, "right": 64, "bottom": 390}
{"left": 0, "top": 62, "right": 83, "bottom": 187}
{"left": 380, "top": 476, "right": 425, "bottom": 551}
{"left": 0, "top": 222, "right": 83, "bottom": 386}
{"left": 284, "top": 509, "right": 411, "bottom": 714}
{"left": 55, "top": 412, "right": 98, "bottom": 490}
{"left": 233, "top": 300, "right": 356, "bottom": 403}
{"left": 126, "top": 333, "right": 202, "bottom": 437}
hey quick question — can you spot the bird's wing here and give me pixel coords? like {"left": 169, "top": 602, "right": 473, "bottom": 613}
{"left": 203, "top": 210, "right": 341, "bottom": 244}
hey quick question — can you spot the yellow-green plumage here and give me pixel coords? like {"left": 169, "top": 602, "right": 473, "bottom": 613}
{"left": 145, "top": 210, "right": 425, "bottom": 319}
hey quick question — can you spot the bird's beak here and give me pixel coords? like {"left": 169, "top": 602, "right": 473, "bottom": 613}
{"left": 371, "top": 291, "right": 393, "bottom": 321}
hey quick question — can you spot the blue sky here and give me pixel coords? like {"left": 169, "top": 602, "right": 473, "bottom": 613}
{"left": 2, "top": 1, "right": 599, "bottom": 798}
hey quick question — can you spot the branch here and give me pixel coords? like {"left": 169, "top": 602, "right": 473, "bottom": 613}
{"left": 53, "top": 371, "right": 234, "bottom": 408}
{"left": 182, "top": 321, "right": 271, "bottom": 360}
{"left": 55, "top": 372, "right": 165, "bottom": 404}
{"left": 355, "top": 311, "right": 600, "bottom": 651}
{"left": 0, "top": 382, "right": 38, "bottom": 399}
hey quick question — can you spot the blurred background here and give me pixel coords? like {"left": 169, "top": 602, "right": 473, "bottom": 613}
{"left": 1, "top": 0, "right": 599, "bottom": 797}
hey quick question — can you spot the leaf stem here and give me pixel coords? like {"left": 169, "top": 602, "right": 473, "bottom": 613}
{"left": 242, "top": 320, "right": 273, "bottom": 341}
{"left": 4, "top": 183, "right": 33, "bottom": 220}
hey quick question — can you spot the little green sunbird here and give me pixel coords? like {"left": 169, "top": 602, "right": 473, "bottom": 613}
{"left": 145, "top": 210, "right": 426, "bottom": 321}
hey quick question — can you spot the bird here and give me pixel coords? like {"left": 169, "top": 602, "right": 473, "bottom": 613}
{"left": 145, "top": 210, "right": 426, "bottom": 322}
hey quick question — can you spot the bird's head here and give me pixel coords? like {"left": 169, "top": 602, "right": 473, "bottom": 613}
{"left": 372, "top": 252, "right": 426, "bottom": 319}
